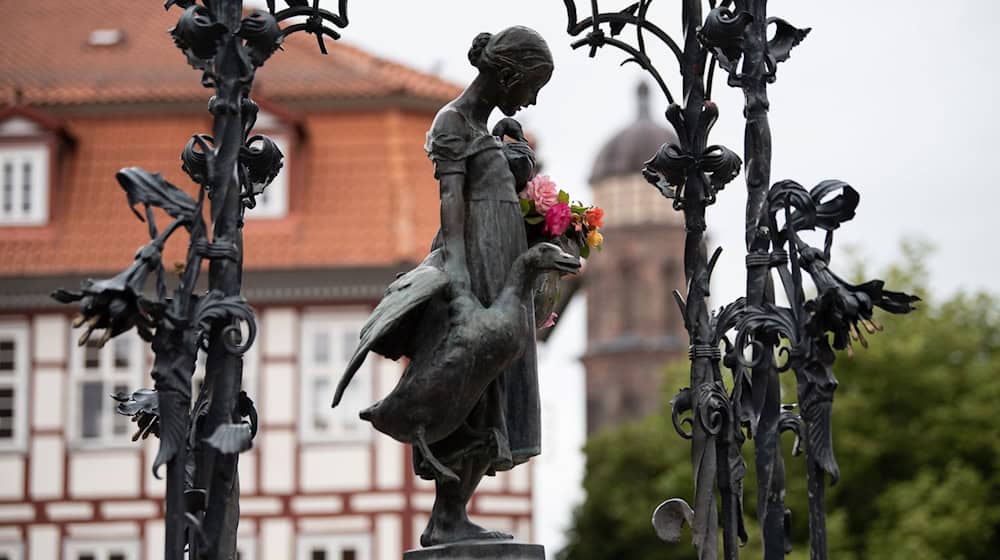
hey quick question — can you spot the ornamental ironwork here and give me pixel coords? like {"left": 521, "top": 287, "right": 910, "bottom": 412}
{"left": 561, "top": 1, "right": 918, "bottom": 559}
{"left": 52, "top": 2, "right": 349, "bottom": 559}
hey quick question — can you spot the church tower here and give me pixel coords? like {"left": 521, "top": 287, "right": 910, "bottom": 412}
{"left": 583, "top": 83, "right": 688, "bottom": 434}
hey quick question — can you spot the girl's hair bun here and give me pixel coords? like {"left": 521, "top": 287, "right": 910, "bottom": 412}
{"left": 468, "top": 32, "right": 492, "bottom": 68}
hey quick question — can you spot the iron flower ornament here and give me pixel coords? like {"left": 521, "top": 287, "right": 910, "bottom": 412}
{"left": 52, "top": 239, "right": 166, "bottom": 345}
{"left": 642, "top": 101, "right": 742, "bottom": 209}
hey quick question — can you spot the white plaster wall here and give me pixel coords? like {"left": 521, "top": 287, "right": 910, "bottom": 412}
{"left": 350, "top": 492, "right": 405, "bottom": 512}
{"left": 261, "top": 518, "right": 293, "bottom": 560}
{"left": 376, "top": 514, "right": 402, "bottom": 560}
{"left": 29, "top": 436, "right": 62, "bottom": 499}
{"left": 477, "top": 472, "right": 504, "bottom": 493}
{"left": 412, "top": 475, "right": 434, "bottom": 491}
{"left": 101, "top": 500, "right": 158, "bottom": 519}
{"left": 32, "top": 314, "right": 67, "bottom": 362}
{"left": 475, "top": 495, "right": 532, "bottom": 515}
{"left": 240, "top": 451, "right": 257, "bottom": 494}
{"left": 298, "top": 516, "right": 369, "bottom": 534}
{"left": 238, "top": 519, "right": 257, "bottom": 538}
{"left": 411, "top": 514, "right": 429, "bottom": 550}
{"left": 411, "top": 492, "right": 435, "bottom": 512}
{"left": 144, "top": 440, "right": 165, "bottom": 497}
{"left": 300, "top": 445, "right": 369, "bottom": 492}
{"left": 290, "top": 495, "right": 344, "bottom": 514}
{"left": 516, "top": 517, "right": 533, "bottom": 543}
{"left": 0, "top": 504, "right": 33, "bottom": 522}
{"left": 47, "top": 502, "right": 93, "bottom": 521}
{"left": 374, "top": 358, "right": 404, "bottom": 491}
{"left": 66, "top": 521, "right": 138, "bottom": 538}
{"left": 261, "top": 362, "right": 295, "bottom": 425}
{"left": 467, "top": 515, "right": 515, "bottom": 534}
{"left": 240, "top": 497, "right": 283, "bottom": 516}
{"left": 262, "top": 308, "right": 297, "bottom": 357}
{"left": 374, "top": 431, "right": 403, "bottom": 489}
{"left": 70, "top": 451, "right": 140, "bottom": 497}
{"left": 0, "top": 455, "right": 23, "bottom": 500}
{"left": 31, "top": 367, "right": 64, "bottom": 429}
{"left": 509, "top": 461, "right": 531, "bottom": 493}
{"left": 28, "top": 525, "right": 59, "bottom": 560}
{"left": 146, "top": 520, "right": 165, "bottom": 560}
{"left": 260, "top": 430, "right": 295, "bottom": 493}
{"left": 374, "top": 357, "right": 402, "bottom": 399}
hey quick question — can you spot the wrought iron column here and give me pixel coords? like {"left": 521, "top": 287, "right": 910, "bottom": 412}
{"left": 53, "top": 2, "right": 350, "bottom": 558}
{"left": 562, "top": 1, "right": 918, "bottom": 558}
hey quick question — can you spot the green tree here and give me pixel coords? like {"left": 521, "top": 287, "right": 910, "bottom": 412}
{"left": 560, "top": 248, "right": 1000, "bottom": 559}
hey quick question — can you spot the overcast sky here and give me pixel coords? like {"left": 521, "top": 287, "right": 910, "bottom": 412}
{"left": 297, "top": 0, "right": 1000, "bottom": 305}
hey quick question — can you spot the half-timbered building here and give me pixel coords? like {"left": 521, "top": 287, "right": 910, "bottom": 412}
{"left": 0, "top": 2, "right": 534, "bottom": 558}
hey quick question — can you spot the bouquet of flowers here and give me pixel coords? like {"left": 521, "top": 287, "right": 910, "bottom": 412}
{"left": 519, "top": 175, "right": 604, "bottom": 259}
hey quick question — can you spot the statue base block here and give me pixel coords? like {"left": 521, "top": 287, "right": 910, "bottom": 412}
{"left": 403, "top": 541, "right": 545, "bottom": 560}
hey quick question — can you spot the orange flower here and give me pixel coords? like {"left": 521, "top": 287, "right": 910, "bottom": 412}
{"left": 586, "top": 229, "right": 604, "bottom": 249}
{"left": 584, "top": 207, "right": 604, "bottom": 229}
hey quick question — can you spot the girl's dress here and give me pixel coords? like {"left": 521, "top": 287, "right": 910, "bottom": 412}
{"left": 416, "top": 105, "right": 540, "bottom": 477}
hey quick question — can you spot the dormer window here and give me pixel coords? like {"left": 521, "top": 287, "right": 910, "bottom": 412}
{"left": 0, "top": 144, "right": 48, "bottom": 225}
{"left": 0, "top": 107, "right": 64, "bottom": 227}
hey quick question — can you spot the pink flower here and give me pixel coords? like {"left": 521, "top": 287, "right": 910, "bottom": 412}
{"left": 543, "top": 202, "right": 572, "bottom": 236}
{"left": 541, "top": 312, "right": 558, "bottom": 329}
{"left": 521, "top": 175, "right": 559, "bottom": 214}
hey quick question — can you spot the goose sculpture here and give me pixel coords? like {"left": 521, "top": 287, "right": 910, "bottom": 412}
{"left": 331, "top": 242, "right": 580, "bottom": 482}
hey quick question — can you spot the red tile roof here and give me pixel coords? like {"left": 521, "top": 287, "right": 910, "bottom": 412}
{"left": 0, "top": 0, "right": 460, "bottom": 106}
{"left": 0, "top": 0, "right": 460, "bottom": 276}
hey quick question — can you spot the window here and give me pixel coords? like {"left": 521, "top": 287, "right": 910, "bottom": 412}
{"left": 245, "top": 134, "right": 289, "bottom": 219}
{"left": 64, "top": 541, "right": 138, "bottom": 560}
{"left": 297, "top": 535, "right": 370, "bottom": 560}
{"left": 0, "top": 322, "right": 28, "bottom": 450}
{"left": 300, "top": 311, "right": 370, "bottom": 442}
{"left": 69, "top": 328, "right": 143, "bottom": 444}
{"left": 0, "top": 145, "right": 48, "bottom": 225}
{"left": 0, "top": 542, "right": 23, "bottom": 560}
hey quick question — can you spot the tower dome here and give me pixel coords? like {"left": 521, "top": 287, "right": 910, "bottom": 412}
{"left": 589, "top": 82, "right": 678, "bottom": 184}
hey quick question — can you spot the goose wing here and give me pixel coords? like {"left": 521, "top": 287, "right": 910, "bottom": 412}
{"left": 332, "top": 250, "right": 448, "bottom": 407}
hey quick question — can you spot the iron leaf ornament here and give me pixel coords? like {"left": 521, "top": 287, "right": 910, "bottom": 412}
{"left": 563, "top": 1, "right": 917, "bottom": 559}
{"left": 50, "top": 1, "right": 351, "bottom": 558}
{"left": 699, "top": 5, "right": 810, "bottom": 87}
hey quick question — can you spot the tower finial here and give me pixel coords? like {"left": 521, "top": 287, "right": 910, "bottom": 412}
{"left": 637, "top": 82, "right": 650, "bottom": 120}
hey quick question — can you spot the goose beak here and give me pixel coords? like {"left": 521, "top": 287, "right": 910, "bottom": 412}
{"left": 553, "top": 251, "right": 582, "bottom": 274}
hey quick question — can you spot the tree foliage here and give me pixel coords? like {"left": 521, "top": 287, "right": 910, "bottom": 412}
{"left": 560, "top": 247, "right": 1000, "bottom": 559}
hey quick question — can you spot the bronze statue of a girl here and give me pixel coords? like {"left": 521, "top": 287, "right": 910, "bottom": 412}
{"left": 418, "top": 26, "right": 553, "bottom": 547}
{"left": 333, "top": 26, "right": 557, "bottom": 549}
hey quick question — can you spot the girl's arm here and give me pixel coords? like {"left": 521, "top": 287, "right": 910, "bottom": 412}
{"left": 439, "top": 172, "right": 471, "bottom": 294}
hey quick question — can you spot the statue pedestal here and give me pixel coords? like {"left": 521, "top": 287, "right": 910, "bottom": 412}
{"left": 403, "top": 541, "right": 545, "bottom": 560}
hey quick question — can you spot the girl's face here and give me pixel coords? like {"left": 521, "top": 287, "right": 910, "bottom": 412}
{"left": 497, "top": 65, "right": 553, "bottom": 117}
